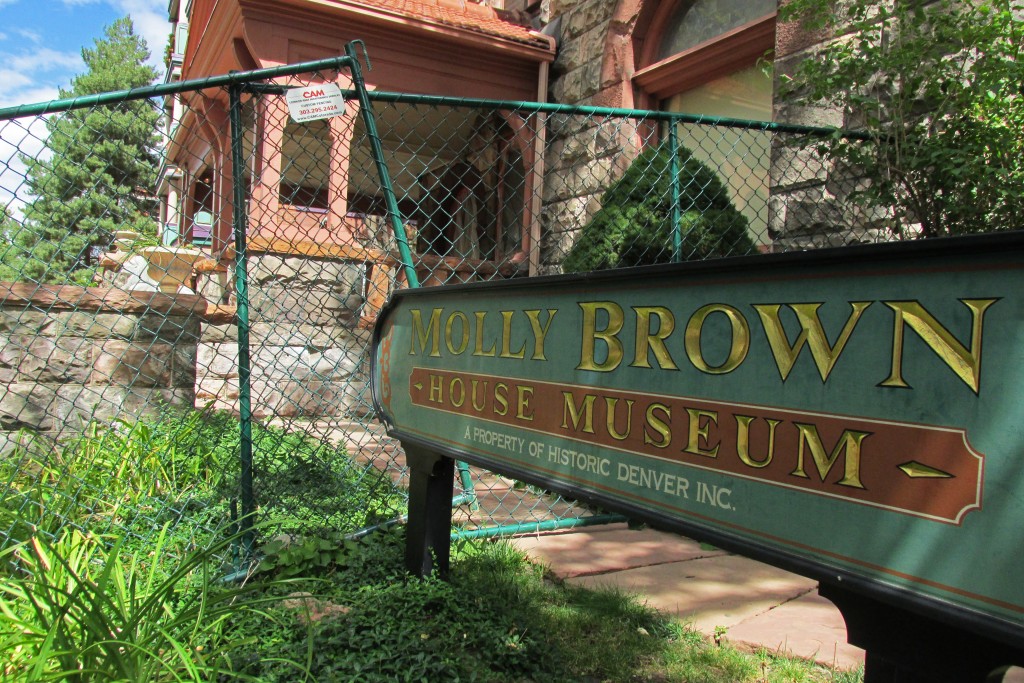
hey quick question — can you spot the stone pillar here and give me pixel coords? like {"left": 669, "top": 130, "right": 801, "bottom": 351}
{"left": 193, "top": 253, "right": 371, "bottom": 419}
{"left": 540, "top": 0, "right": 644, "bottom": 274}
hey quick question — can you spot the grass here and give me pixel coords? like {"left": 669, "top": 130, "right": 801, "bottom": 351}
{"left": 0, "top": 407, "right": 864, "bottom": 682}
{"left": 227, "top": 530, "right": 863, "bottom": 682}
{"left": 0, "top": 525, "right": 307, "bottom": 682}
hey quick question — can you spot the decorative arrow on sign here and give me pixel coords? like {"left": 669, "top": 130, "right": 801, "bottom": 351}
{"left": 898, "top": 461, "right": 954, "bottom": 479}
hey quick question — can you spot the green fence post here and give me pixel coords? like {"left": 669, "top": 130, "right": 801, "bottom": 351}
{"left": 344, "top": 41, "right": 419, "bottom": 289}
{"left": 669, "top": 120, "right": 682, "bottom": 263}
{"left": 229, "top": 82, "right": 255, "bottom": 554}
{"left": 345, "top": 42, "right": 479, "bottom": 510}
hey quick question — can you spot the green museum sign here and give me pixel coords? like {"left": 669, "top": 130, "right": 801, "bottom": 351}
{"left": 371, "top": 233, "right": 1024, "bottom": 664}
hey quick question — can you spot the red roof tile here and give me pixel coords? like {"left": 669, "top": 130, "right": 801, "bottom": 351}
{"left": 338, "top": 0, "right": 552, "bottom": 49}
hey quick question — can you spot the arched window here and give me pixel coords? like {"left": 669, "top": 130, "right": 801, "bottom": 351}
{"left": 633, "top": 0, "right": 775, "bottom": 247}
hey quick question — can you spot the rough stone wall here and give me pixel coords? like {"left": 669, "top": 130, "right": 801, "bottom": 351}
{"left": 195, "top": 252, "right": 373, "bottom": 419}
{"left": 769, "top": 3, "right": 897, "bottom": 250}
{"left": 549, "top": 0, "right": 614, "bottom": 106}
{"left": 541, "top": 0, "right": 644, "bottom": 274}
{"left": 0, "top": 288, "right": 199, "bottom": 453}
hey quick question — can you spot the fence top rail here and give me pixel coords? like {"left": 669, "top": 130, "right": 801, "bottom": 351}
{"left": 355, "top": 90, "right": 871, "bottom": 140}
{"left": 0, "top": 55, "right": 357, "bottom": 122}
{"left": 0, "top": 48, "right": 866, "bottom": 140}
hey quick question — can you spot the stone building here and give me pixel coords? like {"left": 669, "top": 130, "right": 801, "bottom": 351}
{"left": 537, "top": 0, "right": 881, "bottom": 259}
{"left": 157, "top": 0, "right": 556, "bottom": 418}
{"left": 154, "top": 0, "right": 870, "bottom": 417}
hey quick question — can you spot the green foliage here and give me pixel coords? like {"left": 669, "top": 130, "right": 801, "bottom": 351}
{"left": 0, "top": 525, "right": 304, "bottom": 682}
{"left": 231, "top": 532, "right": 557, "bottom": 682}
{"left": 779, "top": 0, "right": 1024, "bottom": 237}
{"left": 230, "top": 531, "right": 860, "bottom": 682}
{"left": 6, "top": 17, "right": 160, "bottom": 284}
{"left": 259, "top": 532, "right": 364, "bottom": 579}
{"left": 562, "top": 143, "right": 754, "bottom": 272}
{"left": 0, "top": 406, "right": 401, "bottom": 558}
{"left": 214, "top": 414, "right": 404, "bottom": 535}
{"left": 0, "top": 410, "right": 234, "bottom": 550}
{"left": 0, "top": 205, "right": 21, "bottom": 281}
{"left": 0, "top": 409, "right": 860, "bottom": 682}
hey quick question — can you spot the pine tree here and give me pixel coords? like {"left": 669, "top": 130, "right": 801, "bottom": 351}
{"left": 15, "top": 17, "right": 159, "bottom": 284}
{"left": 0, "top": 204, "right": 21, "bottom": 281}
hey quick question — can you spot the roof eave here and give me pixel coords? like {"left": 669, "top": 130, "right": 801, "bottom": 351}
{"left": 242, "top": 0, "right": 556, "bottom": 62}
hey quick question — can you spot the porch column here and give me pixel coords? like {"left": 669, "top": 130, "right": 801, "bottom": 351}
{"left": 249, "top": 93, "right": 287, "bottom": 243}
{"left": 326, "top": 72, "right": 358, "bottom": 238}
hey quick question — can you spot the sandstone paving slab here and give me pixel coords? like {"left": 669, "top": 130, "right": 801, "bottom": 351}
{"left": 565, "top": 554, "right": 817, "bottom": 634}
{"left": 724, "top": 590, "right": 864, "bottom": 670}
{"left": 511, "top": 524, "right": 728, "bottom": 578}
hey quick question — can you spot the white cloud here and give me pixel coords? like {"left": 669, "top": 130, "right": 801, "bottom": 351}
{"left": 0, "top": 48, "right": 82, "bottom": 109}
{"left": 0, "top": 0, "right": 170, "bottom": 214}
{"left": 110, "top": 0, "right": 169, "bottom": 70}
{"left": 0, "top": 69, "right": 33, "bottom": 93}
{"left": 15, "top": 28, "right": 43, "bottom": 43}
{"left": 7, "top": 49, "right": 84, "bottom": 74}
{"left": 0, "top": 84, "right": 61, "bottom": 109}
{"left": 0, "top": 117, "right": 52, "bottom": 216}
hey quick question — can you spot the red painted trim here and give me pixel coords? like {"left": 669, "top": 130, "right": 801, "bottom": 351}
{"left": 633, "top": 13, "right": 777, "bottom": 100}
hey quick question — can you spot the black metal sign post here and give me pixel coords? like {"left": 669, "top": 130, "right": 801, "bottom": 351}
{"left": 821, "top": 584, "right": 1022, "bottom": 682}
{"left": 403, "top": 445, "right": 455, "bottom": 579}
{"left": 371, "top": 233, "right": 1024, "bottom": 681}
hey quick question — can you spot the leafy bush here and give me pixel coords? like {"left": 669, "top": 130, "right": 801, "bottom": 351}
{"left": 780, "top": 0, "right": 1024, "bottom": 237}
{"left": 231, "top": 530, "right": 689, "bottom": 683}
{"left": 562, "top": 143, "right": 754, "bottom": 272}
{"left": 0, "top": 410, "right": 233, "bottom": 552}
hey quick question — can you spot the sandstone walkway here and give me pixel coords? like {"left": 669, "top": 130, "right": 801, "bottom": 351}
{"left": 510, "top": 523, "right": 1024, "bottom": 680}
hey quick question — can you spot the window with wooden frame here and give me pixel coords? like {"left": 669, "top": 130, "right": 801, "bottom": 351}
{"left": 633, "top": 0, "right": 776, "bottom": 247}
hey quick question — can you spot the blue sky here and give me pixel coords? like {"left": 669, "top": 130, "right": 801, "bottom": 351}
{"left": 0, "top": 0, "right": 168, "bottom": 211}
{"left": 0, "top": 0, "right": 168, "bottom": 109}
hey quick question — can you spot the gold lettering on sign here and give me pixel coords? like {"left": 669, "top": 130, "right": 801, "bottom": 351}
{"left": 790, "top": 423, "right": 869, "bottom": 489}
{"left": 881, "top": 299, "right": 997, "bottom": 394}
{"left": 562, "top": 392, "right": 596, "bottom": 434}
{"left": 494, "top": 382, "right": 509, "bottom": 416}
{"left": 410, "top": 308, "right": 442, "bottom": 357}
{"left": 444, "top": 311, "right": 470, "bottom": 355}
{"left": 474, "top": 311, "right": 497, "bottom": 357}
{"left": 736, "top": 414, "right": 779, "bottom": 468}
{"left": 684, "top": 304, "right": 750, "bottom": 374}
{"left": 644, "top": 403, "right": 672, "bottom": 449}
{"left": 524, "top": 309, "right": 558, "bottom": 361}
{"left": 755, "top": 302, "right": 871, "bottom": 382}
{"left": 605, "top": 397, "right": 634, "bottom": 441}
{"left": 516, "top": 385, "right": 535, "bottom": 421}
{"left": 631, "top": 306, "right": 679, "bottom": 370}
{"left": 684, "top": 408, "right": 720, "bottom": 458}
{"left": 578, "top": 301, "right": 625, "bottom": 372}
{"left": 500, "top": 310, "right": 527, "bottom": 359}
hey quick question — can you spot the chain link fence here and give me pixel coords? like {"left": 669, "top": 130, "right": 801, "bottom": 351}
{"left": 0, "top": 51, "right": 922, "bottom": 565}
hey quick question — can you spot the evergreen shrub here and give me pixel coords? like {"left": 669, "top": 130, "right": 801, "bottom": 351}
{"left": 562, "top": 144, "right": 754, "bottom": 272}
